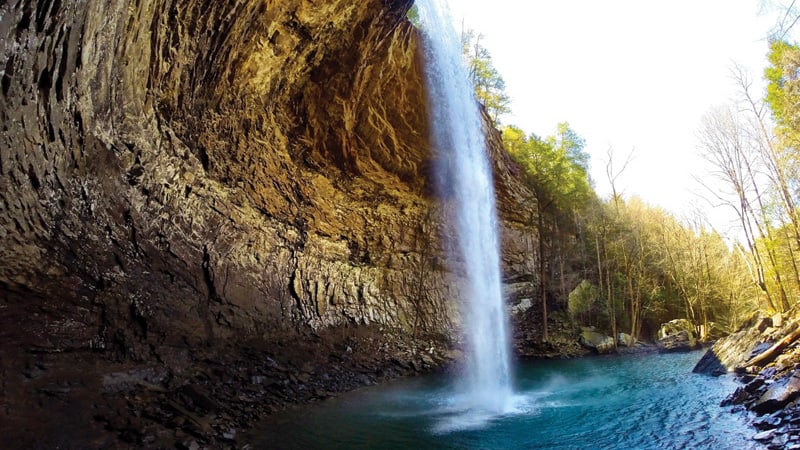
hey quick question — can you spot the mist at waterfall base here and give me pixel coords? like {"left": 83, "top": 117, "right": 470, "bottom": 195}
{"left": 415, "top": 0, "right": 513, "bottom": 417}
{"left": 255, "top": 352, "right": 762, "bottom": 449}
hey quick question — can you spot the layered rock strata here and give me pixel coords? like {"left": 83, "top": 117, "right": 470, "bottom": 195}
{"left": 0, "top": 0, "right": 540, "bottom": 447}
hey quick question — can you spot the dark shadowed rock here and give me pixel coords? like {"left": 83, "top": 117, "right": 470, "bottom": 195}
{"left": 753, "top": 374, "right": 800, "bottom": 415}
{"left": 693, "top": 349, "right": 727, "bottom": 376}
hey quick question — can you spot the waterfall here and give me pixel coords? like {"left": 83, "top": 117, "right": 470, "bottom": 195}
{"left": 415, "top": 0, "right": 513, "bottom": 414}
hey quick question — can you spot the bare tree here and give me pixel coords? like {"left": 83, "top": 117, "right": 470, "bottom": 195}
{"left": 698, "top": 105, "right": 780, "bottom": 312}
{"left": 759, "top": 0, "right": 800, "bottom": 40}
{"left": 596, "top": 147, "right": 634, "bottom": 345}
{"left": 734, "top": 65, "right": 800, "bottom": 299}
{"left": 605, "top": 146, "right": 634, "bottom": 211}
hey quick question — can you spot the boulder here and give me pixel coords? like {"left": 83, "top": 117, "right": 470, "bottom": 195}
{"left": 753, "top": 429, "right": 776, "bottom": 442}
{"left": 617, "top": 332, "right": 634, "bottom": 347}
{"left": 657, "top": 319, "right": 696, "bottom": 341}
{"left": 773, "top": 313, "right": 784, "bottom": 328}
{"left": 510, "top": 298, "right": 533, "bottom": 316}
{"left": 753, "top": 373, "right": 800, "bottom": 415}
{"left": 579, "top": 328, "right": 616, "bottom": 354}
{"left": 693, "top": 314, "right": 771, "bottom": 374}
{"left": 657, "top": 330, "right": 698, "bottom": 353}
{"left": 657, "top": 319, "right": 699, "bottom": 352}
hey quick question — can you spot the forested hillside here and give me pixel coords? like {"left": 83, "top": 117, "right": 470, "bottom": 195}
{"left": 458, "top": 13, "right": 800, "bottom": 346}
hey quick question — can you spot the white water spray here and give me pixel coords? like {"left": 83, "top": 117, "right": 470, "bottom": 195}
{"left": 415, "top": 0, "right": 513, "bottom": 414}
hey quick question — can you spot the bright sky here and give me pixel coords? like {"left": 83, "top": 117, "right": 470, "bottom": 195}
{"left": 447, "top": 0, "right": 778, "bottom": 235}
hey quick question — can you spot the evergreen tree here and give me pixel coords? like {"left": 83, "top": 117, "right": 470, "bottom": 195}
{"left": 461, "top": 29, "right": 511, "bottom": 123}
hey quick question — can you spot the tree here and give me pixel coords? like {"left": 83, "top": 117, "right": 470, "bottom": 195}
{"left": 502, "top": 123, "right": 591, "bottom": 341}
{"left": 700, "top": 107, "right": 777, "bottom": 311}
{"left": 735, "top": 64, "right": 799, "bottom": 283}
{"left": 759, "top": 0, "right": 800, "bottom": 41}
{"left": 568, "top": 280, "right": 600, "bottom": 325}
{"left": 461, "top": 28, "right": 511, "bottom": 123}
{"left": 764, "top": 44, "right": 800, "bottom": 269}
{"left": 766, "top": 40, "right": 800, "bottom": 135}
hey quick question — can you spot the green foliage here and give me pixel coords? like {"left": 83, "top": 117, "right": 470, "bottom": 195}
{"left": 461, "top": 29, "right": 511, "bottom": 123}
{"left": 406, "top": 5, "right": 421, "bottom": 28}
{"left": 501, "top": 118, "right": 762, "bottom": 339}
{"left": 502, "top": 123, "right": 592, "bottom": 215}
{"left": 502, "top": 123, "right": 595, "bottom": 340}
{"left": 765, "top": 39, "right": 800, "bottom": 215}
{"left": 568, "top": 280, "right": 599, "bottom": 319}
{"left": 766, "top": 39, "right": 800, "bottom": 138}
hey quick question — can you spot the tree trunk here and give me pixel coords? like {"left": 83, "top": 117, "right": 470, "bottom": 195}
{"left": 744, "top": 326, "right": 800, "bottom": 368}
{"left": 596, "top": 234, "right": 605, "bottom": 330}
{"left": 603, "top": 241, "right": 616, "bottom": 349}
{"left": 745, "top": 159, "right": 791, "bottom": 312}
{"left": 538, "top": 204, "right": 548, "bottom": 342}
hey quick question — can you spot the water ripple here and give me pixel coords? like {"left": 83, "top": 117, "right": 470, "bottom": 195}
{"left": 256, "top": 351, "right": 765, "bottom": 450}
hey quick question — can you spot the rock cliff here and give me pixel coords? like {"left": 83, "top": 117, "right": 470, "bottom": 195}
{"left": 0, "top": 0, "right": 540, "bottom": 446}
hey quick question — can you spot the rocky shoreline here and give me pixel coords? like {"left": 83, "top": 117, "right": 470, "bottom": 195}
{"left": 2, "top": 316, "right": 790, "bottom": 449}
{"left": 694, "top": 307, "right": 800, "bottom": 449}
{"left": 723, "top": 369, "right": 800, "bottom": 449}
{"left": 1, "top": 327, "right": 459, "bottom": 450}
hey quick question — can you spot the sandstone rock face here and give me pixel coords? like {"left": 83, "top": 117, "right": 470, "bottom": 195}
{"left": 1, "top": 1, "right": 544, "bottom": 445}
{"left": 0, "top": 0, "right": 537, "bottom": 360}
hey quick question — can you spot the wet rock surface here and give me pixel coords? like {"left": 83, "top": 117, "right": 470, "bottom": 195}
{"left": 724, "top": 382, "right": 800, "bottom": 449}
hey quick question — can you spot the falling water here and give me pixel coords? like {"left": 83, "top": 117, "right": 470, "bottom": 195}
{"left": 415, "top": 0, "right": 513, "bottom": 414}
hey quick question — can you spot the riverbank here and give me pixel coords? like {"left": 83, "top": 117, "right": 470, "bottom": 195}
{"left": 1, "top": 313, "right": 768, "bottom": 449}
{"left": 0, "top": 315, "right": 641, "bottom": 449}
{"left": 0, "top": 326, "right": 458, "bottom": 449}
{"left": 694, "top": 305, "right": 800, "bottom": 449}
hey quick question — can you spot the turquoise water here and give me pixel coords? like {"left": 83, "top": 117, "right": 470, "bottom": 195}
{"left": 256, "top": 351, "right": 763, "bottom": 449}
